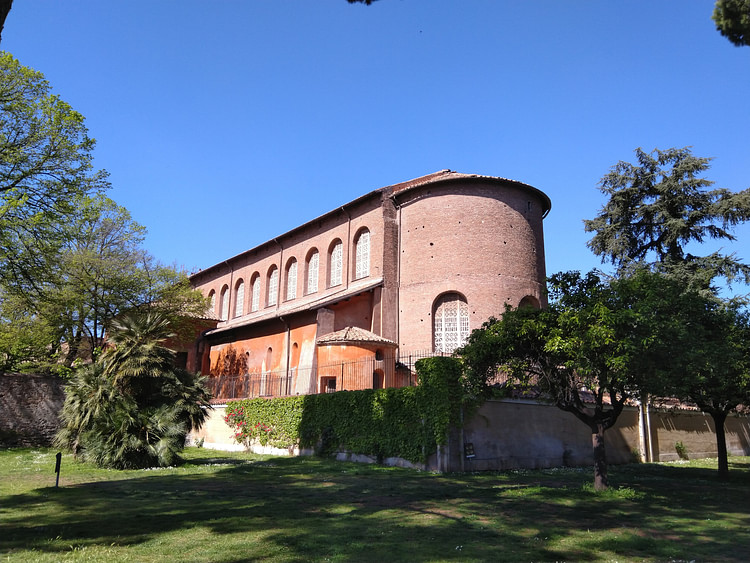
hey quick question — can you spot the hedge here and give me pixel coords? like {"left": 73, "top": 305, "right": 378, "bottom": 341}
{"left": 224, "top": 356, "right": 464, "bottom": 464}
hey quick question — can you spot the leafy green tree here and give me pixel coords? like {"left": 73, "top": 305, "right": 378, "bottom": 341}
{"left": 46, "top": 195, "right": 148, "bottom": 365}
{"left": 614, "top": 276, "right": 750, "bottom": 479}
{"left": 126, "top": 255, "right": 211, "bottom": 344}
{"left": 0, "top": 52, "right": 108, "bottom": 297}
{"left": 0, "top": 288, "right": 58, "bottom": 373}
{"left": 461, "top": 270, "right": 703, "bottom": 490}
{"left": 462, "top": 272, "right": 623, "bottom": 490}
{"left": 689, "top": 306, "right": 750, "bottom": 478}
{"left": 584, "top": 147, "right": 750, "bottom": 291}
{"left": 713, "top": 0, "right": 750, "bottom": 47}
{"left": 651, "top": 299, "right": 750, "bottom": 479}
{"left": 15, "top": 194, "right": 209, "bottom": 369}
{"left": 0, "top": 55, "right": 206, "bottom": 373}
{"left": 585, "top": 147, "right": 750, "bottom": 476}
{"left": 56, "top": 312, "right": 212, "bottom": 469}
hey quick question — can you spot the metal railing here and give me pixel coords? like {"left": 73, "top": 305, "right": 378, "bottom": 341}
{"left": 207, "top": 349, "right": 451, "bottom": 401}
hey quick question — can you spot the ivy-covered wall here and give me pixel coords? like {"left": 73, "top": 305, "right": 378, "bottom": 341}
{"left": 194, "top": 355, "right": 750, "bottom": 471}
{"left": 224, "top": 356, "right": 463, "bottom": 464}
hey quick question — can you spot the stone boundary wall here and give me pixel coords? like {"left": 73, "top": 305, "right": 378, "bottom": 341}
{"left": 194, "top": 399, "right": 750, "bottom": 472}
{"left": 188, "top": 405, "right": 243, "bottom": 451}
{"left": 5, "top": 377, "right": 749, "bottom": 471}
{"left": 459, "top": 399, "right": 750, "bottom": 471}
{"left": 0, "top": 373, "right": 66, "bottom": 447}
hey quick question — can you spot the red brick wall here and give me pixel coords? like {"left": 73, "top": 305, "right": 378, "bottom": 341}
{"left": 329, "top": 292, "right": 373, "bottom": 332}
{"left": 191, "top": 192, "right": 388, "bottom": 328}
{"left": 395, "top": 180, "right": 547, "bottom": 352}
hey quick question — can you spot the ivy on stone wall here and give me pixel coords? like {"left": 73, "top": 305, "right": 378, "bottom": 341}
{"left": 415, "top": 356, "right": 464, "bottom": 445}
{"left": 224, "top": 356, "right": 464, "bottom": 464}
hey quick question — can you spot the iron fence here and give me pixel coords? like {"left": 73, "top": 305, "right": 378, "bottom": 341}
{"left": 207, "top": 349, "right": 453, "bottom": 401}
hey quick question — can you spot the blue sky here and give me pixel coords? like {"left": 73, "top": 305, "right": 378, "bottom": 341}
{"left": 4, "top": 1, "right": 749, "bottom": 288}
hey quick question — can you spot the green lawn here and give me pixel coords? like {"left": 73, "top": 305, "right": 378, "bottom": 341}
{"left": 2, "top": 448, "right": 749, "bottom": 562}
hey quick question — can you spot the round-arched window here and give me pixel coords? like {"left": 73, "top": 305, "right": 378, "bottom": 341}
{"left": 354, "top": 228, "right": 370, "bottom": 279}
{"left": 433, "top": 293, "right": 469, "bottom": 354}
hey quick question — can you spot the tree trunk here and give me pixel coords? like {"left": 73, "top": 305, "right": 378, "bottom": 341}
{"left": 64, "top": 326, "right": 83, "bottom": 367}
{"left": 712, "top": 411, "right": 729, "bottom": 480}
{"left": 592, "top": 423, "right": 608, "bottom": 490}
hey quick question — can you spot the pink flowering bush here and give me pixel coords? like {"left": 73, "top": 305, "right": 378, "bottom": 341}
{"left": 224, "top": 399, "right": 303, "bottom": 448}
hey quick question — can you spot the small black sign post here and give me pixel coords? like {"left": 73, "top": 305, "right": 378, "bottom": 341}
{"left": 54, "top": 452, "right": 62, "bottom": 488}
{"left": 464, "top": 443, "right": 475, "bottom": 459}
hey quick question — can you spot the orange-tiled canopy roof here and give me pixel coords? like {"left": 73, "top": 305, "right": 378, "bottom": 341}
{"left": 316, "top": 326, "right": 397, "bottom": 346}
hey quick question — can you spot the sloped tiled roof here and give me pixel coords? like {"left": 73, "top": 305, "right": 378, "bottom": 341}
{"left": 387, "top": 169, "right": 551, "bottom": 215}
{"left": 388, "top": 169, "right": 526, "bottom": 194}
{"left": 316, "top": 326, "right": 397, "bottom": 346}
{"left": 190, "top": 169, "right": 551, "bottom": 280}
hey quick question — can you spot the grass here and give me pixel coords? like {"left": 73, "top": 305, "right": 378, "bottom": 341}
{"left": 2, "top": 448, "right": 749, "bottom": 562}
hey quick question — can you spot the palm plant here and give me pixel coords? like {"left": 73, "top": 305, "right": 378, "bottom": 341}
{"left": 101, "top": 312, "right": 176, "bottom": 391}
{"left": 55, "top": 361, "right": 116, "bottom": 456}
{"left": 56, "top": 312, "right": 211, "bottom": 469}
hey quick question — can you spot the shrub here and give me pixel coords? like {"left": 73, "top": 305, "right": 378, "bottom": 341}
{"left": 225, "top": 356, "right": 464, "bottom": 464}
{"left": 675, "top": 441, "right": 689, "bottom": 460}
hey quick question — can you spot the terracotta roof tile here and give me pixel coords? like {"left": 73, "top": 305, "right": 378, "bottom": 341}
{"left": 316, "top": 326, "right": 397, "bottom": 346}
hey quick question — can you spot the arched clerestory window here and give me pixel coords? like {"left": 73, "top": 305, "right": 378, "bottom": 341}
{"left": 519, "top": 295, "right": 541, "bottom": 309}
{"left": 306, "top": 249, "right": 319, "bottom": 294}
{"left": 354, "top": 228, "right": 370, "bottom": 279}
{"left": 250, "top": 273, "right": 261, "bottom": 312}
{"left": 286, "top": 258, "right": 298, "bottom": 300}
{"left": 329, "top": 240, "right": 343, "bottom": 287}
{"left": 267, "top": 266, "right": 279, "bottom": 307}
{"left": 208, "top": 290, "right": 216, "bottom": 316}
{"left": 234, "top": 279, "right": 245, "bottom": 318}
{"left": 219, "top": 285, "right": 230, "bottom": 321}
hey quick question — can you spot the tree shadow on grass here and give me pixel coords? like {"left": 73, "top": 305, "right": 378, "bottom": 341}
{"left": 464, "top": 461, "right": 750, "bottom": 561}
{"left": 2, "top": 454, "right": 750, "bottom": 562}
{"left": 2, "top": 456, "right": 558, "bottom": 562}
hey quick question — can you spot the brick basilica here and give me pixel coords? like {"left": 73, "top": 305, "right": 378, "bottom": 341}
{"left": 184, "top": 170, "right": 551, "bottom": 400}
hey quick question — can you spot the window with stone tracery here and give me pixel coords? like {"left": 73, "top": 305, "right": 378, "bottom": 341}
{"left": 354, "top": 229, "right": 370, "bottom": 279}
{"left": 208, "top": 290, "right": 216, "bottom": 316}
{"left": 329, "top": 240, "right": 343, "bottom": 287}
{"left": 433, "top": 293, "right": 469, "bottom": 354}
{"left": 286, "top": 259, "right": 297, "bottom": 300}
{"left": 234, "top": 280, "right": 244, "bottom": 317}
{"left": 219, "top": 285, "right": 229, "bottom": 321}
{"left": 267, "top": 267, "right": 278, "bottom": 307}
{"left": 306, "top": 250, "right": 319, "bottom": 294}
{"left": 250, "top": 274, "right": 260, "bottom": 312}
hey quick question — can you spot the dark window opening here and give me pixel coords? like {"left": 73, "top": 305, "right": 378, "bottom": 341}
{"left": 321, "top": 377, "right": 337, "bottom": 393}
